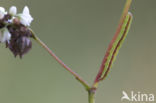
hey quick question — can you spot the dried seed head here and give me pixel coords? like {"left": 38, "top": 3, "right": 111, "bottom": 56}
{"left": 6, "top": 23, "right": 33, "bottom": 58}
{"left": 7, "top": 36, "right": 32, "bottom": 58}
{"left": 0, "top": 6, "right": 34, "bottom": 58}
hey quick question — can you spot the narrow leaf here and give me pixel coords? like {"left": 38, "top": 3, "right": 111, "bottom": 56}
{"left": 93, "top": 0, "right": 133, "bottom": 88}
{"left": 100, "top": 12, "right": 133, "bottom": 80}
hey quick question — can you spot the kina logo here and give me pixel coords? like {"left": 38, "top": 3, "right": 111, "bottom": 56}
{"left": 121, "top": 91, "right": 155, "bottom": 102}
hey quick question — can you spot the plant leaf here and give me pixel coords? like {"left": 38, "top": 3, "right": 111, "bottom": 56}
{"left": 100, "top": 12, "right": 133, "bottom": 80}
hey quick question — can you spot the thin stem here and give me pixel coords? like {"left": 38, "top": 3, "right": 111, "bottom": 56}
{"left": 100, "top": 13, "right": 133, "bottom": 81}
{"left": 31, "top": 33, "right": 90, "bottom": 90}
{"left": 88, "top": 89, "right": 95, "bottom": 103}
{"left": 92, "top": 0, "right": 132, "bottom": 88}
{"left": 119, "top": 0, "right": 132, "bottom": 23}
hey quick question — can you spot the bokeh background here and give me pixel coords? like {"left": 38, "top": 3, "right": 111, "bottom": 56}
{"left": 0, "top": 0, "right": 156, "bottom": 103}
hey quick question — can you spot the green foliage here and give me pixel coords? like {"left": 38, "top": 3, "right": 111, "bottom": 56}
{"left": 101, "top": 12, "right": 133, "bottom": 80}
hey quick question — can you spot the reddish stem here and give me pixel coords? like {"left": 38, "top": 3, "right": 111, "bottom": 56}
{"left": 93, "top": 0, "right": 132, "bottom": 86}
{"left": 100, "top": 13, "right": 132, "bottom": 81}
{"left": 33, "top": 36, "right": 90, "bottom": 90}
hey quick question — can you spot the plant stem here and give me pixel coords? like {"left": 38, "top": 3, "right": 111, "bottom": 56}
{"left": 28, "top": 1, "right": 133, "bottom": 103}
{"left": 88, "top": 89, "right": 95, "bottom": 103}
{"left": 31, "top": 33, "right": 90, "bottom": 91}
{"left": 92, "top": 0, "right": 132, "bottom": 88}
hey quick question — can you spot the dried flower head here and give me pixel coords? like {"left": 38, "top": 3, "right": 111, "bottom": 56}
{"left": 0, "top": 6, "right": 34, "bottom": 58}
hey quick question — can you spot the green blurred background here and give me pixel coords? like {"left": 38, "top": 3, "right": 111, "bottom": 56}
{"left": 0, "top": 0, "right": 156, "bottom": 103}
